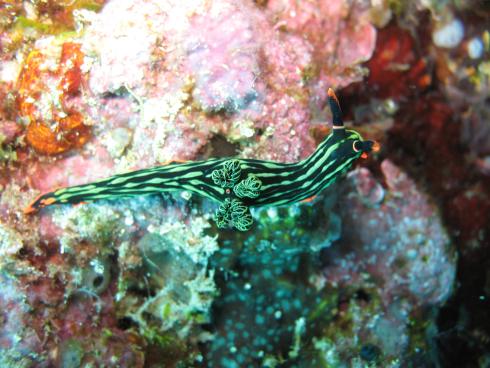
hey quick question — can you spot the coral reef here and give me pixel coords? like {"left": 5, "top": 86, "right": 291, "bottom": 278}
{"left": 318, "top": 161, "right": 456, "bottom": 365}
{"left": 0, "top": 0, "right": 488, "bottom": 366}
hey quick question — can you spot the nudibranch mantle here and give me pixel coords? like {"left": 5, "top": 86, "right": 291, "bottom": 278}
{"left": 25, "top": 89, "right": 378, "bottom": 231}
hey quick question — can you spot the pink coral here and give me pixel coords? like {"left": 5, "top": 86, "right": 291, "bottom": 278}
{"left": 77, "top": 0, "right": 376, "bottom": 163}
{"left": 265, "top": 0, "right": 376, "bottom": 100}
{"left": 324, "top": 160, "right": 456, "bottom": 306}
{"left": 185, "top": 3, "right": 260, "bottom": 113}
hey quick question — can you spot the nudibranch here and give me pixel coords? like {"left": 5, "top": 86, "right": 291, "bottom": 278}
{"left": 25, "top": 89, "right": 379, "bottom": 231}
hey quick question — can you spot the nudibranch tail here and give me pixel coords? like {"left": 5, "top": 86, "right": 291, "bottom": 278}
{"left": 24, "top": 88, "right": 379, "bottom": 232}
{"left": 24, "top": 159, "right": 227, "bottom": 214}
{"left": 24, "top": 188, "right": 80, "bottom": 214}
{"left": 24, "top": 191, "right": 60, "bottom": 214}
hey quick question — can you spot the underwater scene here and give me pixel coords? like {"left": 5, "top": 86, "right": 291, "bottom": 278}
{"left": 0, "top": 0, "right": 489, "bottom": 367}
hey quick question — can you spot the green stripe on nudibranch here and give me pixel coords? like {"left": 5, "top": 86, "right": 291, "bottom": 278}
{"left": 24, "top": 89, "right": 378, "bottom": 231}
